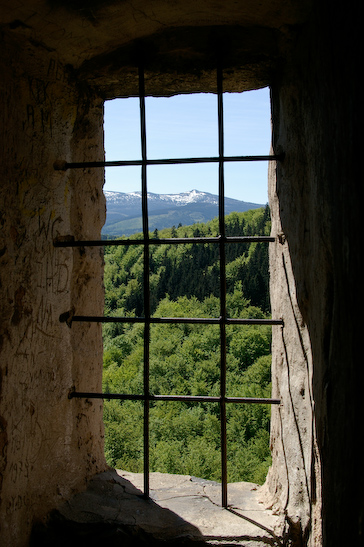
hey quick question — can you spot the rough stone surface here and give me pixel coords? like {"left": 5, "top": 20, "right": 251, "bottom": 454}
{"left": 265, "top": 154, "right": 321, "bottom": 544}
{"left": 0, "top": 1, "right": 312, "bottom": 68}
{"left": 0, "top": 29, "right": 107, "bottom": 546}
{"left": 266, "top": 3, "right": 362, "bottom": 544}
{"left": 31, "top": 470, "right": 284, "bottom": 546}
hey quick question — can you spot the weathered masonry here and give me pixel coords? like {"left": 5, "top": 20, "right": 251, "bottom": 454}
{"left": 0, "top": 2, "right": 362, "bottom": 546}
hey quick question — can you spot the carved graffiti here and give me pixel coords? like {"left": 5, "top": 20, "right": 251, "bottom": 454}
{"left": 23, "top": 59, "right": 67, "bottom": 136}
{"left": 5, "top": 494, "right": 31, "bottom": 516}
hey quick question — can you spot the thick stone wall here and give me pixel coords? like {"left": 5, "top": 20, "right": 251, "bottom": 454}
{"left": 0, "top": 31, "right": 107, "bottom": 545}
{"left": 263, "top": 157, "right": 322, "bottom": 545}
{"left": 265, "top": 3, "right": 362, "bottom": 545}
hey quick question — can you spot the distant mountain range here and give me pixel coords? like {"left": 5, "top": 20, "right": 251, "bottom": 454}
{"left": 102, "top": 189, "right": 264, "bottom": 237}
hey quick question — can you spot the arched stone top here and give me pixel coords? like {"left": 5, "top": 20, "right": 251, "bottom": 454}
{"left": 2, "top": 0, "right": 313, "bottom": 96}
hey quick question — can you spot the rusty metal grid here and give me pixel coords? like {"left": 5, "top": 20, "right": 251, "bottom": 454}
{"left": 55, "top": 65, "right": 283, "bottom": 508}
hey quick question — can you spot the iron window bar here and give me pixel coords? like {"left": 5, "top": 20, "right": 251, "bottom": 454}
{"left": 54, "top": 154, "right": 284, "bottom": 171}
{"left": 217, "top": 65, "right": 228, "bottom": 505}
{"left": 138, "top": 64, "right": 151, "bottom": 499}
{"left": 60, "top": 314, "right": 283, "bottom": 326}
{"left": 69, "top": 392, "right": 280, "bottom": 405}
{"left": 54, "top": 235, "right": 276, "bottom": 247}
{"left": 55, "top": 65, "right": 284, "bottom": 508}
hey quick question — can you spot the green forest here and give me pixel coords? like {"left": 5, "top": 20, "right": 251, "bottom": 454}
{"left": 103, "top": 205, "right": 273, "bottom": 485}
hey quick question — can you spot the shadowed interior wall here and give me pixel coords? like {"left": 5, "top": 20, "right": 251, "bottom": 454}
{"left": 0, "top": 32, "right": 107, "bottom": 545}
{"left": 267, "top": 3, "right": 362, "bottom": 545}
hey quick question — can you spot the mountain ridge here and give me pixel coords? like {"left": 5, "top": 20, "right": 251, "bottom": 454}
{"left": 103, "top": 189, "right": 265, "bottom": 236}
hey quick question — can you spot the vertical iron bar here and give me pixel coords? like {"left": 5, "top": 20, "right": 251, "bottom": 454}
{"left": 217, "top": 66, "right": 228, "bottom": 508}
{"left": 139, "top": 65, "right": 150, "bottom": 500}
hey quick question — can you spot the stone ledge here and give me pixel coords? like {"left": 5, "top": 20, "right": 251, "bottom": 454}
{"left": 31, "top": 469, "right": 284, "bottom": 546}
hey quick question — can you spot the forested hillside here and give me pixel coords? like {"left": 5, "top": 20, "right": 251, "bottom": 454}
{"left": 103, "top": 205, "right": 273, "bottom": 484}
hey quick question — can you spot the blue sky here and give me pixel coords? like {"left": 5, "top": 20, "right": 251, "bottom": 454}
{"left": 103, "top": 87, "right": 271, "bottom": 204}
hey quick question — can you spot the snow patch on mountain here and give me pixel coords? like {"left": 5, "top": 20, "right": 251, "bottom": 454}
{"left": 105, "top": 189, "right": 220, "bottom": 206}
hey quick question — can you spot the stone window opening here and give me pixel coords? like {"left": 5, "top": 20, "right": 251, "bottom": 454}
{"left": 54, "top": 65, "right": 284, "bottom": 509}
{"left": 1, "top": 2, "right": 359, "bottom": 544}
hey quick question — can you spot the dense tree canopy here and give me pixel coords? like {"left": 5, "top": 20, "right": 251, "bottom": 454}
{"left": 103, "top": 206, "right": 273, "bottom": 484}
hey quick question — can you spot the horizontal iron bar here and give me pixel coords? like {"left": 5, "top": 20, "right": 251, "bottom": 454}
{"left": 54, "top": 154, "right": 284, "bottom": 171}
{"left": 54, "top": 235, "right": 275, "bottom": 247}
{"left": 69, "top": 391, "right": 280, "bottom": 404}
{"left": 66, "top": 315, "right": 284, "bottom": 326}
